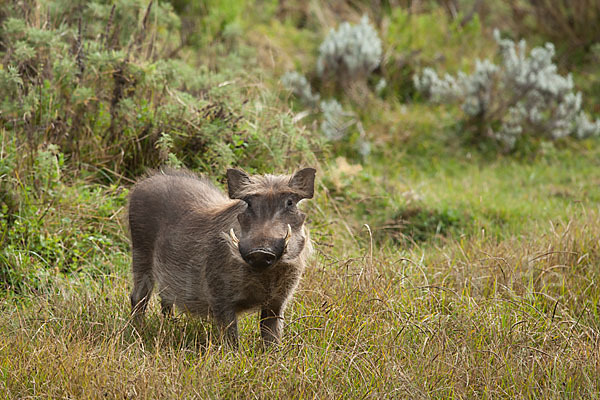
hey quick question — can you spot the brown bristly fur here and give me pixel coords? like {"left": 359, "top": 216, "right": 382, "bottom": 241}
{"left": 128, "top": 167, "right": 315, "bottom": 347}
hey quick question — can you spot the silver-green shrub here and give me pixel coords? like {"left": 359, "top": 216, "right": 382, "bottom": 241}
{"left": 319, "top": 99, "right": 370, "bottom": 156}
{"left": 414, "top": 30, "right": 600, "bottom": 149}
{"left": 317, "top": 15, "right": 382, "bottom": 80}
{"left": 281, "top": 71, "right": 320, "bottom": 106}
{"left": 319, "top": 99, "right": 354, "bottom": 141}
{"left": 280, "top": 74, "right": 357, "bottom": 142}
{"left": 282, "top": 16, "right": 382, "bottom": 155}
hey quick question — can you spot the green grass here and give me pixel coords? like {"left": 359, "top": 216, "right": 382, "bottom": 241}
{"left": 1, "top": 0, "right": 600, "bottom": 398}
{"left": 2, "top": 206, "right": 599, "bottom": 398}
{"left": 3, "top": 128, "right": 599, "bottom": 397}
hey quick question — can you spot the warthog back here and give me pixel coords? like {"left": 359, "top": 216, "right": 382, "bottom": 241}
{"left": 128, "top": 167, "right": 315, "bottom": 346}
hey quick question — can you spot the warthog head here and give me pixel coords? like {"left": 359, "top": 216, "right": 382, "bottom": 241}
{"left": 226, "top": 168, "right": 316, "bottom": 269}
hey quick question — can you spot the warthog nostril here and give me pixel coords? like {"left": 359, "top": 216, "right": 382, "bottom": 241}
{"left": 245, "top": 249, "right": 277, "bottom": 269}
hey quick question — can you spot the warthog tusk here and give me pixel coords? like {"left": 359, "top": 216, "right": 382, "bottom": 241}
{"left": 229, "top": 228, "right": 240, "bottom": 246}
{"left": 284, "top": 224, "right": 292, "bottom": 247}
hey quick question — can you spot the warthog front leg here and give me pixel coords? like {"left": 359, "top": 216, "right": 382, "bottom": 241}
{"left": 260, "top": 304, "right": 283, "bottom": 346}
{"left": 213, "top": 305, "right": 238, "bottom": 347}
{"left": 160, "top": 297, "right": 174, "bottom": 317}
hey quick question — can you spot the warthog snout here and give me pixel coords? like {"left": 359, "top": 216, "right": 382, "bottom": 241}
{"left": 234, "top": 224, "right": 291, "bottom": 269}
{"left": 244, "top": 248, "right": 278, "bottom": 268}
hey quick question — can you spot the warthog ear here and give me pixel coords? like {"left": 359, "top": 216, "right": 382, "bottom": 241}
{"left": 227, "top": 168, "right": 251, "bottom": 199}
{"left": 289, "top": 168, "right": 316, "bottom": 199}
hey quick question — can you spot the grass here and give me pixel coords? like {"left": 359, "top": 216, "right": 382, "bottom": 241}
{"left": 2, "top": 141, "right": 599, "bottom": 398}
{"left": 2, "top": 0, "right": 600, "bottom": 398}
{"left": 1, "top": 211, "right": 599, "bottom": 398}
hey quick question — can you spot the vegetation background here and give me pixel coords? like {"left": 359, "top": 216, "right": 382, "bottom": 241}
{"left": 1, "top": 0, "right": 599, "bottom": 398}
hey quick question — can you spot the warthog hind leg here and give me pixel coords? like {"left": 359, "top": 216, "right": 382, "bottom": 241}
{"left": 130, "top": 249, "right": 155, "bottom": 323}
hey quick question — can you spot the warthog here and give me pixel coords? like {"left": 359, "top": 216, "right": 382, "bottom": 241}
{"left": 128, "top": 167, "right": 316, "bottom": 346}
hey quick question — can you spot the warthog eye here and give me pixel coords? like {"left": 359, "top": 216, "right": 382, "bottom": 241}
{"left": 286, "top": 198, "right": 294, "bottom": 208}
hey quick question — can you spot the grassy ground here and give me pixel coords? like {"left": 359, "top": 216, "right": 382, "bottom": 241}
{"left": 1, "top": 1, "right": 600, "bottom": 398}
{"left": 2, "top": 136, "right": 598, "bottom": 398}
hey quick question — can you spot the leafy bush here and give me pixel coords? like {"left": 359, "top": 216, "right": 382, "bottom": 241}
{"left": 319, "top": 99, "right": 356, "bottom": 142}
{"left": 0, "top": 0, "right": 317, "bottom": 181}
{"left": 414, "top": 30, "right": 600, "bottom": 150}
{"left": 280, "top": 71, "right": 320, "bottom": 106}
{"left": 280, "top": 76, "right": 359, "bottom": 149}
{"left": 281, "top": 16, "right": 382, "bottom": 155}
{"left": 317, "top": 15, "right": 382, "bottom": 83}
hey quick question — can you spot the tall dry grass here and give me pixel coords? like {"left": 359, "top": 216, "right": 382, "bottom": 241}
{"left": 1, "top": 208, "right": 598, "bottom": 398}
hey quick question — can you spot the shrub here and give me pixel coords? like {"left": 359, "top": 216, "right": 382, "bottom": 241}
{"left": 280, "top": 73, "right": 364, "bottom": 152}
{"left": 279, "top": 72, "right": 357, "bottom": 144}
{"left": 0, "top": 0, "right": 318, "bottom": 180}
{"left": 281, "top": 71, "right": 320, "bottom": 106}
{"left": 414, "top": 30, "right": 600, "bottom": 150}
{"left": 319, "top": 99, "right": 355, "bottom": 141}
{"left": 281, "top": 16, "right": 382, "bottom": 156}
{"left": 316, "top": 15, "right": 382, "bottom": 83}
